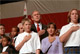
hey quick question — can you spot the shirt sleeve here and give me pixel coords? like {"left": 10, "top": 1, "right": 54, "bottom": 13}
{"left": 41, "top": 38, "right": 52, "bottom": 53}
{"left": 59, "top": 26, "right": 67, "bottom": 37}
{"left": 34, "top": 33, "right": 41, "bottom": 50}
{"left": 15, "top": 34, "right": 21, "bottom": 47}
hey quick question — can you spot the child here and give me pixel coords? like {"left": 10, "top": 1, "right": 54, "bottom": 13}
{"left": 15, "top": 18, "right": 41, "bottom": 54}
{"left": 9, "top": 27, "right": 19, "bottom": 47}
{"left": 59, "top": 9, "right": 80, "bottom": 54}
{"left": 10, "top": 27, "right": 19, "bottom": 38}
{"left": 41, "top": 23, "right": 63, "bottom": 54}
{"left": 0, "top": 24, "right": 5, "bottom": 53}
{"left": 1, "top": 36, "right": 15, "bottom": 54}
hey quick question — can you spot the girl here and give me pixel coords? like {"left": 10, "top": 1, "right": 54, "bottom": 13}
{"left": 41, "top": 23, "right": 63, "bottom": 54}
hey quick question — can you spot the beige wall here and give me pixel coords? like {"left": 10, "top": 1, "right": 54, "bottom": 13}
{"left": 0, "top": 0, "right": 80, "bottom": 19}
{"left": 1, "top": 1, "right": 24, "bottom": 19}
{"left": 0, "top": 5, "right": 1, "bottom": 19}
{"left": 26, "top": 0, "right": 79, "bottom": 15}
{"left": 79, "top": 0, "right": 80, "bottom": 9}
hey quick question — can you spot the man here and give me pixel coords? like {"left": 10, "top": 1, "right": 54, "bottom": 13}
{"left": 31, "top": 10, "right": 48, "bottom": 41}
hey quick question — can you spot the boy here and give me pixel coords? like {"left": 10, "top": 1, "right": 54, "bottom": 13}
{"left": 1, "top": 36, "right": 14, "bottom": 54}
{"left": 15, "top": 18, "right": 40, "bottom": 54}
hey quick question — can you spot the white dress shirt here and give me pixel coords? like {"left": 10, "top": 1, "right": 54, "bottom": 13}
{"left": 15, "top": 31, "right": 41, "bottom": 54}
{"left": 59, "top": 22, "right": 80, "bottom": 47}
{"left": 2, "top": 46, "right": 8, "bottom": 52}
{"left": 34, "top": 23, "right": 42, "bottom": 30}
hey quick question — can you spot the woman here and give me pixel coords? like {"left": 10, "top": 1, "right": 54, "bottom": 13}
{"left": 41, "top": 23, "right": 63, "bottom": 54}
{"left": 59, "top": 9, "right": 80, "bottom": 54}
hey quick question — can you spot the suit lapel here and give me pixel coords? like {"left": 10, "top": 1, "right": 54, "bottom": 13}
{"left": 32, "top": 24, "right": 37, "bottom": 32}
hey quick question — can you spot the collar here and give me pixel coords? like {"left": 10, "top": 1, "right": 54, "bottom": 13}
{"left": 34, "top": 23, "right": 42, "bottom": 26}
{"left": 24, "top": 31, "right": 33, "bottom": 35}
{"left": 69, "top": 22, "right": 80, "bottom": 26}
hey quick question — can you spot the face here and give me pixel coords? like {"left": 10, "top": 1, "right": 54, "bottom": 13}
{"left": 19, "top": 25, "right": 24, "bottom": 33}
{"left": 23, "top": 21, "right": 31, "bottom": 32}
{"left": 32, "top": 11, "right": 41, "bottom": 23}
{"left": 2, "top": 38, "right": 9, "bottom": 47}
{"left": 11, "top": 28, "right": 17, "bottom": 37}
{"left": 47, "top": 24, "right": 55, "bottom": 36}
{"left": 0, "top": 26, "right": 5, "bottom": 36}
{"left": 70, "top": 10, "right": 78, "bottom": 23}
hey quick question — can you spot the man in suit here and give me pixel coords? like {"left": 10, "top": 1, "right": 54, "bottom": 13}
{"left": 31, "top": 10, "right": 48, "bottom": 41}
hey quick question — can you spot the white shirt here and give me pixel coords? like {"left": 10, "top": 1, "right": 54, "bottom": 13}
{"left": 15, "top": 31, "right": 41, "bottom": 54}
{"left": 34, "top": 23, "right": 42, "bottom": 30}
{"left": 59, "top": 22, "right": 80, "bottom": 47}
{"left": 2, "top": 46, "right": 8, "bottom": 52}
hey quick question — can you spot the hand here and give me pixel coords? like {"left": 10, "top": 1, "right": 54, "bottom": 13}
{"left": 49, "top": 37, "right": 55, "bottom": 43}
{"left": 38, "top": 30, "right": 45, "bottom": 36}
{"left": 70, "top": 26, "right": 79, "bottom": 32}
{"left": 23, "top": 35, "right": 31, "bottom": 42}
{"left": 2, "top": 52, "right": 8, "bottom": 54}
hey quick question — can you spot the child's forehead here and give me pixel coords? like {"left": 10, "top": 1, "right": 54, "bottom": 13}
{"left": 2, "top": 37, "right": 7, "bottom": 40}
{"left": 24, "top": 21, "right": 31, "bottom": 24}
{"left": 0, "top": 26, "right": 4, "bottom": 28}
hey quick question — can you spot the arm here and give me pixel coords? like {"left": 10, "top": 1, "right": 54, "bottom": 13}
{"left": 36, "top": 49, "right": 40, "bottom": 54}
{"left": 15, "top": 35, "right": 31, "bottom": 51}
{"left": 38, "top": 30, "right": 45, "bottom": 36}
{"left": 58, "top": 38, "right": 63, "bottom": 54}
{"left": 34, "top": 34, "right": 41, "bottom": 54}
{"left": 60, "top": 26, "right": 79, "bottom": 43}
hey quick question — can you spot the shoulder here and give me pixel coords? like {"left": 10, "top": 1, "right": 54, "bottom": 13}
{"left": 55, "top": 36, "right": 61, "bottom": 42}
{"left": 42, "top": 37, "right": 48, "bottom": 42}
{"left": 31, "top": 31, "right": 39, "bottom": 36}
{"left": 42, "top": 24, "right": 47, "bottom": 27}
{"left": 60, "top": 24, "right": 70, "bottom": 31}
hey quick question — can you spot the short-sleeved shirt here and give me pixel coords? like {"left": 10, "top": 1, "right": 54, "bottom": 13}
{"left": 15, "top": 31, "right": 41, "bottom": 54}
{"left": 59, "top": 22, "right": 80, "bottom": 47}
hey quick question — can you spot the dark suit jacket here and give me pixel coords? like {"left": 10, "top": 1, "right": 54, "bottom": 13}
{"left": 0, "top": 45, "right": 18, "bottom": 54}
{"left": 31, "top": 23, "right": 48, "bottom": 41}
{"left": 0, "top": 43, "right": 3, "bottom": 53}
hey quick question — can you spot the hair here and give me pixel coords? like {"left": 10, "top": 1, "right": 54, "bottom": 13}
{"left": 0, "top": 24, "right": 5, "bottom": 27}
{"left": 3, "top": 36, "right": 11, "bottom": 42}
{"left": 68, "top": 9, "right": 80, "bottom": 23}
{"left": 12, "top": 27, "right": 19, "bottom": 32}
{"left": 47, "top": 22, "right": 57, "bottom": 30}
{"left": 17, "top": 23, "right": 23, "bottom": 28}
{"left": 21, "top": 18, "right": 31, "bottom": 25}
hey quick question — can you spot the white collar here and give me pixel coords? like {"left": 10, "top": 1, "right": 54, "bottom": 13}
{"left": 34, "top": 23, "right": 42, "bottom": 26}
{"left": 2, "top": 46, "right": 8, "bottom": 52}
{"left": 24, "top": 31, "right": 33, "bottom": 35}
{"left": 69, "top": 22, "right": 80, "bottom": 26}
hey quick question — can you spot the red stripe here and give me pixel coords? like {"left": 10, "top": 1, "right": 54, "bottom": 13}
{"left": 0, "top": 16, "right": 24, "bottom": 33}
{"left": 0, "top": 11, "right": 80, "bottom": 33}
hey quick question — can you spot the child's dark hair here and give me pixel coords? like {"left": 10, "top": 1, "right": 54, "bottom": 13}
{"left": 3, "top": 36, "right": 11, "bottom": 42}
{"left": 12, "top": 27, "right": 19, "bottom": 32}
{"left": 0, "top": 24, "right": 5, "bottom": 27}
{"left": 47, "top": 22, "right": 57, "bottom": 30}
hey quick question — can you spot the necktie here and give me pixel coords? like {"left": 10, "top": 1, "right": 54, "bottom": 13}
{"left": 37, "top": 24, "right": 40, "bottom": 32}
